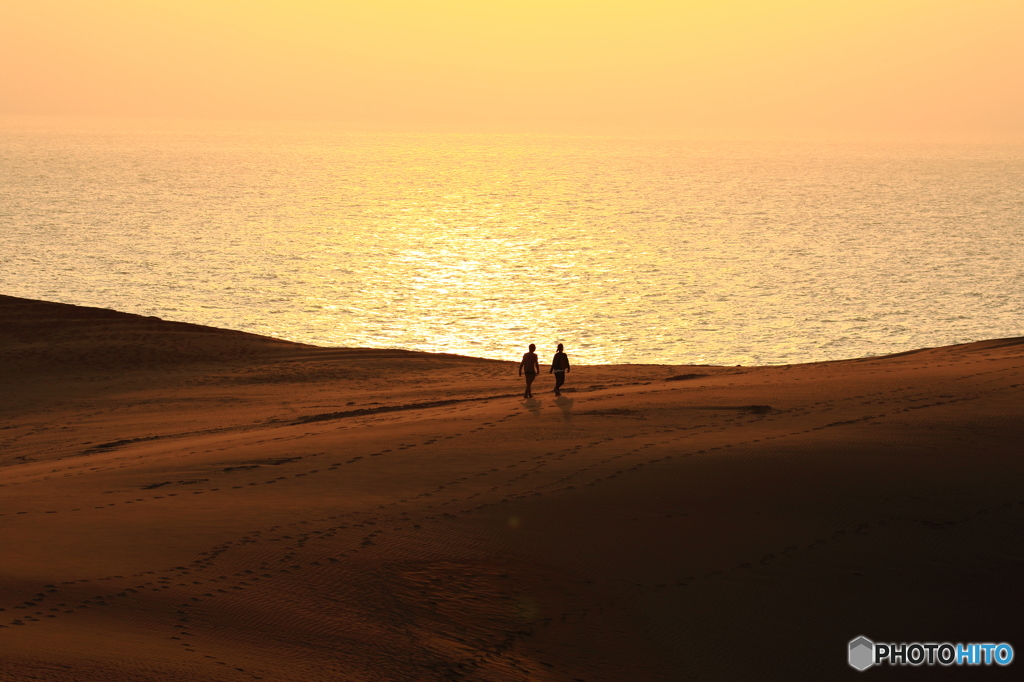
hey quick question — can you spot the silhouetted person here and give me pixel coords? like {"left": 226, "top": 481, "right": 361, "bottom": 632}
{"left": 550, "top": 343, "right": 570, "bottom": 396}
{"left": 518, "top": 343, "right": 540, "bottom": 398}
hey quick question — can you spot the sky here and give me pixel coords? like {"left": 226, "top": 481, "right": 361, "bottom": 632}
{"left": 1, "top": 0, "right": 1022, "bottom": 135}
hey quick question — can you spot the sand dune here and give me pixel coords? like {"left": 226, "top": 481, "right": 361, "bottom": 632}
{"left": 2, "top": 294, "right": 1022, "bottom": 681}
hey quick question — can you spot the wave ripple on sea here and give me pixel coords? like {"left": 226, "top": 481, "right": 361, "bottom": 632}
{"left": 2, "top": 121, "right": 1022, "bottom": 365}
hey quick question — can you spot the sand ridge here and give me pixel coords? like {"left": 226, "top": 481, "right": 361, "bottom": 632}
{"left": 2, "top": 295, "right": 1023, "bottom": 680}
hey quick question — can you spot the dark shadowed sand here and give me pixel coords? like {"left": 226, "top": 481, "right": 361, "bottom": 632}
{"left": 2, "top": 294, "right": 1022, "bottom": 681}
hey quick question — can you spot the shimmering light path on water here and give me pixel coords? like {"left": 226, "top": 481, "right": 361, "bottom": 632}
{"left": 2, "top": 120, "right": 1022, "bottom": 365}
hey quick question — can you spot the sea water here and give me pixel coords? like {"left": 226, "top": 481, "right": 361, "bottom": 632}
{"left": 2, "top": 119, "right": 1022, "bottom": 366}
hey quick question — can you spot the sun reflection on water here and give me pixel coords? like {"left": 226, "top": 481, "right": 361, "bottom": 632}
{"left": 2, "top": 125, "right": 1022, "bottom": 366}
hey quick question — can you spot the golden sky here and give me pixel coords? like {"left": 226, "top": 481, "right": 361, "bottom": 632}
{"left": 1, "top": 0, "right": 1021, "bottom": 134}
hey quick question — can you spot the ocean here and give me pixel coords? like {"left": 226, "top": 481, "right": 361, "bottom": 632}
{"left": 2, "top": 118, "right": 1022, "bottom": 366}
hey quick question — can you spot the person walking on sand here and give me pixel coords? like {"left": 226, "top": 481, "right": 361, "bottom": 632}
{"left": 518, "top": 343, "right": 540, "bottom": 399}
{"left": 550, "top": 343, "right": 570, "bottom": 396}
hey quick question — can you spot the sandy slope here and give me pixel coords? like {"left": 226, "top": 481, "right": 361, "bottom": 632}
{"left": 2, "top": 294, "right": 1022, "bottom": 681}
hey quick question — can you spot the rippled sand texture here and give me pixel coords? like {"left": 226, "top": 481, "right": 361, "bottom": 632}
{"left": 2, "top": 294, "right": 1023, "bottom": 681}
{"left": 2, "top": 120, "right": 1023, "bottom": 365}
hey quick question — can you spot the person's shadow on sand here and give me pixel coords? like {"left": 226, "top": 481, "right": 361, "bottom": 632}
{"left": 553, "top": 395, "right": 574, "bottom": 422}
{"left": 522, "top": 398, "right": 542, "bottom": 416}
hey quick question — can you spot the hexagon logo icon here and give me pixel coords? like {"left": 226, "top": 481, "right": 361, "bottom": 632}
{"left": 849, "top": 636, "right": 874, "bottom": 671}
